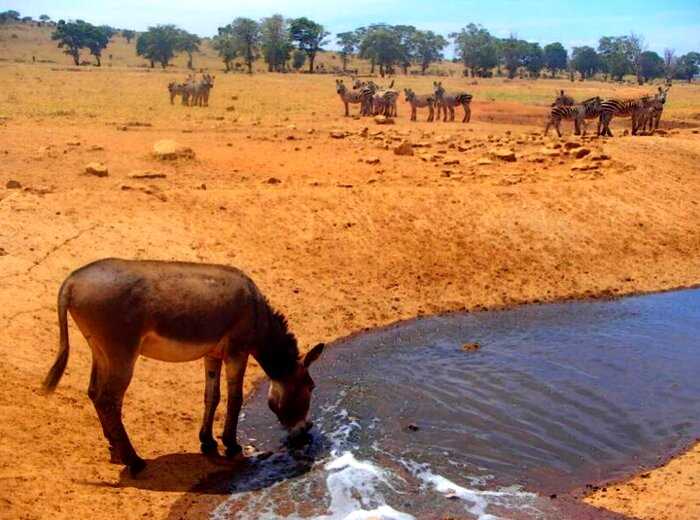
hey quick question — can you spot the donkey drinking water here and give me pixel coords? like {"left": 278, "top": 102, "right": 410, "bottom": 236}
{"left": 42, "top": 258, "right": 325, "bottom": 475}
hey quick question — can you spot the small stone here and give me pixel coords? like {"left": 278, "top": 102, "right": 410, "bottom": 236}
{"left": 153, "top": 140, "right": 195, "bottom": 160}
{"left": 574, "top": 148, "right": 591, "bottom": 159}
{"left": 374, "top": 115, "right": 394, "bottom": 125}
{"left": 225, "top": 105, "right": 235, "bottom": 112}
{"left": 365, "top": 157, "right": 380, "bottom": 165}
{"left": 394, "top": 141, "right": 414, "bottom": 156}
{"left": 266, "top": 177, "right": 282, "bottom": 185}
{"left": 66, "top": 140, "right": 81, "bottom": 146}
{"left": 564, "top": 141, "right": 581, "bottom": 150}
{"left": 330, "top": 130, "right": 346, "bottom": 139}
{"left": 406, "top": 423, "right": 420, "bottom": 432}
{"left": 5, "top": 179, "right": 21, "bottom": 189}
{"left": 87, "top": 145, "right": 104, "bottom": 151}
{"left": 490, "top": 148, "right": 517, "bottom": 162}
{"left": 476, "top": 158, "right": 493, "bottom": 166}
{"left": 462, "top": 342, "right": 481, "bottom": 352}
{"left": 128, "top": 171, "right": 167, "bottom": 180}
{"left": 540, "top": 147, "right": 560, "bottom": 157}
{"left": 85, "top": 162, "right": 108, "bottom": 177}
{"left": 443, "top": 158, "right": 460, "bottom": 166}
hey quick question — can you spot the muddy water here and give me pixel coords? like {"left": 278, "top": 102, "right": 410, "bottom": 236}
{"left": 214, "top": 289, "right": 700, "bottom": 519}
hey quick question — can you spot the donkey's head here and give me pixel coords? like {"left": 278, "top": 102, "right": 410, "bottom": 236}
{"left": 267, "top": 342, "right": 325, "bottom": 439}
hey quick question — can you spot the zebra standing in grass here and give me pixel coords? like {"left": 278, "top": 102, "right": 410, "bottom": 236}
{"left": 191, "top": 73, "right": 215, "bottom": 107}
{"left": 336, "top": 79, "right": 372, "bottom": 116}
{"left": 545, "top": 96, "right": 602, "bottom": 137}
{"left": 640, "top": 85, "right": 671, "bottom": 133}
{"left": 433, "top": 81, "right": 473, "bottom": 123}
{"left": 404, "top": 88, "right": 436, "bottom": 121}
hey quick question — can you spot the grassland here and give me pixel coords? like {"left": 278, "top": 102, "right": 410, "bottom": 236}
{"left": 1, "top": 21, "right": 700, "bottom": 520}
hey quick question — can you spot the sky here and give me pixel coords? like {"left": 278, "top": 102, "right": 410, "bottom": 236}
{"left": 2, "top": 0, "right": 699, "bottom": 55}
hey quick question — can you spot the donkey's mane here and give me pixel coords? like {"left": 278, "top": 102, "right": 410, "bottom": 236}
{"left": 257, "top": 302, "right": 300, "bottom": 380}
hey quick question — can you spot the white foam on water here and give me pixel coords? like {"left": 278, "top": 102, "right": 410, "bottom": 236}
{"left": 211, "top": 400, "right": 542, "bottom": 520}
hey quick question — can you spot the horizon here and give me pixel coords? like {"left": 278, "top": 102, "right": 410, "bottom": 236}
{"left": 1, "top": 0, "right": 699, "bottom": 56}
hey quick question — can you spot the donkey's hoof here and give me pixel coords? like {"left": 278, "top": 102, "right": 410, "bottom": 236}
{"left": 200, "top": 439, "right": 218, "bottom": 455}
{"left": 127, "top": 457, "right": 147, "bottom": 476}
{"left": 224, "top": 443, "right": 242, "bottom": 458}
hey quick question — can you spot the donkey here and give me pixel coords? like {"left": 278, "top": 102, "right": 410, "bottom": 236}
{"left": 42, "top": 258, "right": 325, "bottom": 475}
{"left": 404, "top": 88, "right": 436, "bottom": 122}
{"left": 433, "top": 81, "right": 473, "bottom": 123}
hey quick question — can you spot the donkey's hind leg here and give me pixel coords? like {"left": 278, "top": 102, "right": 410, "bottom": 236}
{"left": 222, "top": 351, "right": 248, "bottom": 458}
{"left": 199, "top": 356, "right": 222, "bottom": 454}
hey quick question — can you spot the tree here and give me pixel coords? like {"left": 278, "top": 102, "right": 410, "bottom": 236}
{"left": 292, "top": 49, "right": 306, "bottom": 71}
{"left": 260, "top": 15, "right": 292, "bottom": 72}
{"left": 39, "top": 15, "right": 51, "bottom": 22}
{"left": 544, "top": 42, "right": 567, "bottom": 77}
{"left": 336, "top": 31, "right": 360, "bottom": 72}
{"left": 359, "top": 25, "right": 402, "bottom": 77}
{"left": 451, "top": 24, "right": 498, "bottom": 77}
{"left": 122, "top": 29, "right": 136, "bottom": 44}
{"left": 674, "top": 52, "right": 700, "bottom": 82}
{"left": 289, "top": 17, "right": 329, "bottom": 73}
{"left": 638, "top": 51, "right": 664, "bottom": 82}
{"left": 500, "top": 35, "right": 527, "bottom": 78}
{"left": 598, "top": 36, "right": 631, "bottom": 81}
{"left": 522, "top": 42, "right": 545, "bottom": 78}
{"left": 21, "top": 16, "right": 33, "bottom": 24}
{"left": 212, "top": 26, "right": 237, "bottom": 72}
{"left": 572, "top": 46, "right": 601, "bottom": 79}
{"left": 225, "top": 18, "right": 259, "bottom": 74}
{"left": 52, "top": 20, "right": 111, "bottom": 66}
{"left": 663, "top": 49, "right": 676, "bottom": 80}
{"left": 412, "top": 30, "right": 447, "bottom": 74}
{"left": 176, "top": 29, "right": 200, "bottom": 69}
{"left": 392, "top": 25, "right": 417, "bottom": 74}
{"left": 136, "top": 25, "right": 181, "bottom": 69}
{"left": 0, "top": 10, "right": 21, "bottom": 24}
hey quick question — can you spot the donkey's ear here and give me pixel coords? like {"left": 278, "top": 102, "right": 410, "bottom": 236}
{"left": 303, "top": 343, "right": 325, "bottom": 367}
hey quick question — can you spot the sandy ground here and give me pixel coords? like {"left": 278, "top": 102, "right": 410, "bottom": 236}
{"left": 1, "top": 62, "right": 700, "bottom": 520}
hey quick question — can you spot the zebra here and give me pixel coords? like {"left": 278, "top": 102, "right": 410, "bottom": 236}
{"left": 168, "top": 74, "right": 195, "bottom": 105}
{"left": 336, "top": 79, "right": 372, "bottom": 117}
{"left": 640, "top": 85, "right": 671, "bottom": 134}
{"left": 544, "top": 96, "right": 602, "bottom": 137}
{"left": 597, "top": 87, "right": 667, "bottom": 137}
{"left": 404, "top": 88, "right": 436, "bottom": 122}
{"left": 191, "top": 74, "right": 215, "bottom": 107}
{"left": 552, "top": 89, "right": 576, "bottom": 107}
{"left": 433, "top": 81, "right": 473, "bottom": 123}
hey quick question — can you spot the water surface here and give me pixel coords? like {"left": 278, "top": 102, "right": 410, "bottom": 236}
{"left": 215, "top": 289, "right": 700, "bottom": 519}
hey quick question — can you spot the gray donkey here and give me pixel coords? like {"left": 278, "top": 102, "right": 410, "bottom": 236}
{"left": 433, "top": 81, "right": 473, "bottom": 123}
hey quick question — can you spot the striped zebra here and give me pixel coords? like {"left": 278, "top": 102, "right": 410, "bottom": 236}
{"left": 552, "top": 90, "right": 576, "bottom": 107}
{"left": 639, "top": 85, "right": 671, "bottom": 134}
{"left": 168, "top": 74, "right": 195, "bottom": 105}
{"left": 545, "top": 96, "right": 602, "bottom": 137}
{"left": 597, "top": 89, "right": 659, "bottom": 137}
{"left": 404, "top": 88, "right": 436, "bottom": 122}
{"left": 191, "top": 73, "right": 215, "bottom": 107}
{"left": 336, "top": 79, "right": 372, "bottom": 117}
{"left": 433, "top": 81, "right": 473, "bottom": 123}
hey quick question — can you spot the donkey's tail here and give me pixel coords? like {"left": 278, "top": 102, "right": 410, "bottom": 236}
{"left": 42, "top": 279, "right": 72, "bottom": 393}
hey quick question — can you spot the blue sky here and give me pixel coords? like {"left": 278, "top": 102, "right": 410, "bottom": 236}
{"left": 2, "top": 0, "right": 699, "bottom": 55}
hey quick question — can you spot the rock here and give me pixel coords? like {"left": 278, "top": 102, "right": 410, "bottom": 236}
{"left": 128, "top": 171, "right": 167, "bottom": 180}
{"left": 563, "top": 141, "right": 581, "bottom": 150}
{"left": 443, "top": 158, "right": 460, "bottom": 166}
{"left": 87, "top": 145, "right": 104, "bottom": 151}
{"left": 85, "top": 162, "right": 108, "bottom": 177}
{"left": 655, "top": 129, "right": 668, "bottom": 135}
{"left": 365, "top": 157, "right": 381, "bottom": 165}
{"left": 266, "top": 177, "right": 282, "bottom": 184}
{"left": 5, "top": 179, "right": 21, "bottom": 189}
{"left": 540, "top": 147, "right": 560, "bottom": 157}
{"left": 462, "top": 342, "right": 481, "bottom": 352}
{"left": 476, "top": 158, "right": 493, "bottom": 166}
{"left": 330, "top": 130, "right": 346, "bottom": 139}
{"left": 591, "top": 153, "right": 611, "bottom": 161}
{"left": 153, "top": 140, "right": 195, "bottom": 160}
{"left": 394, "top": 141, "right": 414, "bottom": 156}
{"left": 490, "top": 148, "right": 517, "bottom": 162}
{"left": 374, "top": 115, "right": 394, "bottom": 125}
{"left": 225, "top": 105, "right": 235, "bottom": 112}
{"left": 574, "top": 147, "right": 591, "bottom": 159}
{"left": 66, "top": 140, "right": 81, "bottom": 146}
{"left": 406, "top": 423, "right": 420, "bottom": 432}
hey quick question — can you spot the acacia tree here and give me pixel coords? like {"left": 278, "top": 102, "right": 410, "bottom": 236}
{"left": 87, "top": 25, "right": 115, "bottom": 66}
{"left": 292, "top": 49, "right": 306, "bottom": 71}
{"left": 451, "top": 24, "right": 496, "bottom": 77}
{"left": 663, "top": 48, "right": 676, "bottom": 80}
{"left": 289, "top": 17, "right": 329, "bottom": 73}
{"left": 572, "top": 46, "right": 601, "bottom": 79}
{"left": 412, "top": 30, "right": 447, "bottom": 74}
{"left": 228, "top": 18, "right": 260, "bottom": 73}
{"left": 176, "top": 29, "right": 200, "bottom": 69}
{"left": 52, "top": 19, "right": 111, "bottom": 66}
{"left": 136, "top": 25, "right": 181, "bottom": 69}
{"left": 500, "top": 35, "right": 528, "bottom": 78}
{"left": 0, "top": 10, "right": 20, "bottom": 24}
{"left": 212, "top": 26, "right": 237, "bottom": 71}
{"left": 393, "top": 25, "right": 417, "bottom": 74}
{"left": 638, "top": 51, "right": 664, "bottom": 82}
{"left": 359, "top": 25, "right": 402, "bottom": 77}
{"left": 336, "top": 31, "right": 360, "bottom": 72}
{"left": 122, "top": 29, "right": 135, "bottom": 44}
{"left": 543, "top": 42, "right": 567, "bottom": 77}
{"left": 260, "top": 15, "right": 292, "bottom": 72}
{"left": 674, "top": 52, "right": 700, "bottom": 82}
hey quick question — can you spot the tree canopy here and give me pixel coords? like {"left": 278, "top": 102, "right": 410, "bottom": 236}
{"left": 51, "top": 20, "right": 113, "bottom": 66}
{"left": 289, "top": 17, "right": 329, "bottom": 73}
{"left": 136, "top": 25, "right": 182, "bottom": 68}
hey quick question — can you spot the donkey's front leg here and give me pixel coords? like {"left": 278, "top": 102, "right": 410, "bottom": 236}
{"left": 199, "top": 356, "right": 222, "bottom": 454}
{"left": 222, "top": 351, "right": 248, "bottom": 457}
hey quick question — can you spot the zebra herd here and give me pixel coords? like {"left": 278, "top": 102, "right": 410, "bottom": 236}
{"left": 545, "top": 84, "right": 671, "bottom": 137}
{"left": 168, "top": 73, "right": 215, "bottom": 107}
{"left": 336, "top": 79, "right": 473, "bottom": 123}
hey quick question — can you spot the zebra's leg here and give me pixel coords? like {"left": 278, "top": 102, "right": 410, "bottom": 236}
{"left": 344, "top": 101, "right": 349, "bottom": 117}
{"left": 574, "top": 117, "right": 581, "bottom": 136}
{"left": 449, "top": 105, "right": 455, "bottom": 122}
{"left": 462, "top": 103, "right": 471, "bottom": 123}
{"left": 427, "top": 104, "right": 433, "bottom": 122}
{"left": 555, "top": 119, "right": 562, "bottom": 138}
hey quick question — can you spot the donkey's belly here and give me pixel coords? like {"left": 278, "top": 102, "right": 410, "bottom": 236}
{"left": 139, "top": 331, "right": 223, "bottom": 362}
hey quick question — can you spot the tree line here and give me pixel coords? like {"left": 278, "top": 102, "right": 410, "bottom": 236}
{"left": 6, "top": 8, "right": 698, "bottom": 82}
